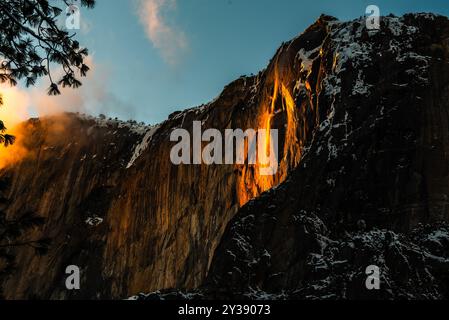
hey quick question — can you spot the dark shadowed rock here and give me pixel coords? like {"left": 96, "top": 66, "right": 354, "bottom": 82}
{"left": 1, "top": 13, "right": 449, "bottom": 300}
{"left": 204, "top": 13, "right": 449, "bottom": 300}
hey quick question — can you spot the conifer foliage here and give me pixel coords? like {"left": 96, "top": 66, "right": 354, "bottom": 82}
{"left": 0, "top": 0, "right": 95, "bottom": 145}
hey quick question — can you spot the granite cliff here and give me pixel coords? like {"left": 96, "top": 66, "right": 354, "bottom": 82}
{"left": 1, "top": 13, "right": 449, "bottom": 299}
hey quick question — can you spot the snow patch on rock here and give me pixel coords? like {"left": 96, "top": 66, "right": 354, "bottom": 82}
{"left": 126, "top": 124, "right": 161, "bottom": 169}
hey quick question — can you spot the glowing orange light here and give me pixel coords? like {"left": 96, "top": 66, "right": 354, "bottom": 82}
{"left": 0, "top": 86, "right": 31, "bottom": 169}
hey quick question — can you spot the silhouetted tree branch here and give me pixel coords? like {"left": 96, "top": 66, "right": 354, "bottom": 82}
{"left": 0, "top": 0, "right": 95, "bottom": 145}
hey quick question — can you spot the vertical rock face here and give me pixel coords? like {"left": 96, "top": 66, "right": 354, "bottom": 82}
{"left": 1, "top": 13, "right": 449, "bottom": 300}
{"left": 0, "top": 17, "right": 326, "bottom": 299}
{"left": 205, "top": 13, "right": 449, "bottom": 299}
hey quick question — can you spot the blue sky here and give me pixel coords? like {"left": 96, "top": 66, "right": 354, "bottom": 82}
{"left": 53, "top": 0, "right": 449, "bottom": 124}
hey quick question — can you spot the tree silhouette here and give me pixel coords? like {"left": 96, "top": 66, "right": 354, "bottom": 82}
{"left": 0, "top": 120, "right": 15, "bottom": 147}
{"left": 0, "top": 0, "right": 95, "bottom": 145}
{"left": 0, "top": 177, "right": 51, "bottom": 297}
{"left": 0, "top": 0, "right": 95, "bottom": 298}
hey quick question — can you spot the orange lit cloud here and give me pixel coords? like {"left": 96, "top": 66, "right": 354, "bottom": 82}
{"left": 0, "top": 56, "right": 99, "bottom": 127}
{"left": 0, "top": 85, "right": 31, "bottom": 169}
{"left": 29, "top": 56, "right": 136, "bottom": 120}
{"left": 137, "top": 0, "right": 188, "bottom": 65}
{"left": 0, "top": 85, "right": 31, "bottom": 127}
{"left": 0, "top": 56, "right": 121, "bottom": 169}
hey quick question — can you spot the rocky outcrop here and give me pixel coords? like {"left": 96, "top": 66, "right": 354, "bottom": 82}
{"left": 0, "top": 16, "right": 321, "bottom": 299}
{"left": 204, "top": 13, "right": 449, "bottom": 299}
{"left": 2, "top": 13, "right": 449, "bottom": 300}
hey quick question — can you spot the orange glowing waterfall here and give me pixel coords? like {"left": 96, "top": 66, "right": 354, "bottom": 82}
{"left": 264, "top": 73, "right": 279, "bottom": 155}
{"left": 236, "top": 67, "right": 300, "bottom": 206}
{"left": 281, "top": 82, "right": 299, "bottom": 163}
{"left": 263, "top": 70, "right": 298, "bottom": 164}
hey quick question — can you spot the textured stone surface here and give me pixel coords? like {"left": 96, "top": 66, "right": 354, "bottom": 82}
{"left": 204, "top": 13, "right": 449, "bottom": 299}
{"left": 2, "top": 13, "right": 449, "bottom": 300}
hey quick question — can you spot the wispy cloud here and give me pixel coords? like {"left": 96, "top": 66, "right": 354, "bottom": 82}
{"left": 0, "top": 56, "right": 136, "bottom": 125}
{"left": 0, "top": 56, "right": 137, "bottom": 169}
{"left": 0, "top": 85, "right": 31, "bottom": 127}
{"left": 136, "top": 0, "right": 188, "bottom": 65}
